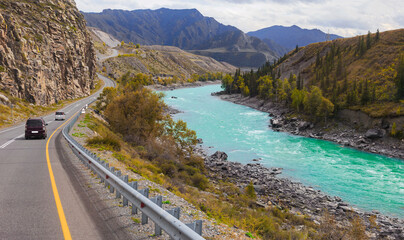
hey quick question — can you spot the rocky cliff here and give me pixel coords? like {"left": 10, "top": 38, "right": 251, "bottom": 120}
{"left": 0, "top": 0, "right": 96, "bottom": 105}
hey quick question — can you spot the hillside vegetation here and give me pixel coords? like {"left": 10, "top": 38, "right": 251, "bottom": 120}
{"left": 101, "top": 42, "right": 236, "bottom": 84}
{"left": 222, "top": 29, "right": 404, "bottom": 135}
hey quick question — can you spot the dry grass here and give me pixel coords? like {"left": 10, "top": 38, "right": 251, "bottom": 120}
{"left": 103, "top": 45, "right": 235, "bottom": 82}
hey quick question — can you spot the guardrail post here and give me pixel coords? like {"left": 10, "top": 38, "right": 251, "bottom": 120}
{"left": 115, "top": 171, "right": 121, "bottom": 199}
{"left": 138, "top": 188, "right": 149, "bottom": 224}
{"left": 130, "top": 181, "right": 138, "bottom": 214}
{"left": 104, "top": 163, "right": 109, "bottom": 188}
{"left": 151, "top": 196, "right": 163, "bottom": 236}
{"left": 123, "top": 175, "right": 129, "bottom": 206}
{"left": 109, "top": 167, "right": 115, "bottom": 193}
{"left": 167, "top": 207, "right": 180, "bottom": 220}
{"left": 186, "top": 220, "right": 203, "bottom": 236}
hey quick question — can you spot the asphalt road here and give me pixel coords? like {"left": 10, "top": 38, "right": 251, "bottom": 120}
{"left": 0, "top": 74, "right": 118, "bottom": 239}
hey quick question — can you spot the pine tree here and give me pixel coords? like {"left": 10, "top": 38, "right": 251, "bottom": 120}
{"left": 361, "top": 80, "right": 370, "bottom": 105}
{"left": 375, "top": 29, "right": 380, "bottom": 41}
{"left": 396, "top": 55, "right": 404, "bottom": 100}
{"left": 343, "top": 76, "right": 348, "bottom": 92}
{"left": 336, "top": 55, "right": 343, "bottom": 78}
{"left": 366, "top": 31, "right": 371, "bottom": 50}
{"left": 371, "top": 85, "right": 376, "bottom": 102}
{"left": 297, "top": 73, "right": 302, "bottom": 90}
{"left": 316, "top": 51, "right": 321, "bottom": 67}
{"left": 360, "top": 36, "right": 366, "bottom": 56}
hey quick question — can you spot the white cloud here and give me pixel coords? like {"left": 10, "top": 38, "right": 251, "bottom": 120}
{"left": 74, "top": 0, "right": 404, "bottom": 37}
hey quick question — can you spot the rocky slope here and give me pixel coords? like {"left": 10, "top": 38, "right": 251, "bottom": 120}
{"left": 0, "top": 0, "right": 96, "bottom": 105}
{"left": 101, "top": 44, "right": 236, "bottom": 81}
{"left": 83, "top": 8, "right": 277, "bottom": 68}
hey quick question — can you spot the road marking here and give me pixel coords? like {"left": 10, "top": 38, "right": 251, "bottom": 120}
{"left": 46, "top": 114, "right": 77, "bottom": 240}
{"left": 0, "top": 124, "right": 24, "bottom": 134}
{"left": 0, "top": 134, "right": 24, "bottom": 149}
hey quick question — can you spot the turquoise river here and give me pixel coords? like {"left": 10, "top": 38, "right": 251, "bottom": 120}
{"left": 162, "top": 84, "right": 404, "bottom": 219}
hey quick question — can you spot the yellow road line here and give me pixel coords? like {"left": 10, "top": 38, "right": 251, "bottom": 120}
{"left": 46, "top": 114, "right": 78, "bottom": 240}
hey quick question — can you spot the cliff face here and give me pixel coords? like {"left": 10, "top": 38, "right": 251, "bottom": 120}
{"left": 0, "top": 0, "right": 96, "bottom": 105}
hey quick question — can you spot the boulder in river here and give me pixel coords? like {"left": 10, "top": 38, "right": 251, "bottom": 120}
{"left": 270, "top": 118, "right": 283, "bottom": 128}
{"left": 365, "top": 129, "right": 386, "bottom": 139}
{"left": 209, "top": 151, "right": 228, "bottom": 161}
{"left": 298, "top": 121, "right": 311, "bottom": 131}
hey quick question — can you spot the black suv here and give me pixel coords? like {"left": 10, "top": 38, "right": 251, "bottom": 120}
{"left": 25, "top": 118, "right": 48, "bottom": 139}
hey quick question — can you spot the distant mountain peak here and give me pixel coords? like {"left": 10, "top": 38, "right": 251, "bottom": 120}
{"left": 248, "top": 25, "right": 342, "bottom": 52}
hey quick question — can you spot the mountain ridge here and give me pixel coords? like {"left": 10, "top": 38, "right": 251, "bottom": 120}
{"left": 248, "top": 25, "right": 342, "bottom": 54}
{"left": 82, "top": 8, "right": 278, "bottom": 68}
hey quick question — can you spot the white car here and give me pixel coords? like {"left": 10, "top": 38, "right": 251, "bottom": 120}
{"left": 81, "top": 108, "right": 86, "bottom": 114}
{"left": 55, "top": 112, "right": 65, "bottom": 121}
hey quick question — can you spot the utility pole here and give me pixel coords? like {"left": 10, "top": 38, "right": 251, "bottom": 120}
{"left": 326, "top": 29, "right": 330, "bottom": 42}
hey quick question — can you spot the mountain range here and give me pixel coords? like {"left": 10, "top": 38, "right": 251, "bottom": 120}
{"left": 248, "top": 25, "right": 342, "bottom": 53}
{"left": 83, "top": 8, "right": 277, "bottom": 68}
{"left": 83, "top": 8, "right": 342, "bottom": 68}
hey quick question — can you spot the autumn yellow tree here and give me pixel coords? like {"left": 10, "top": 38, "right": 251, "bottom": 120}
{"left": 105, "top": 88, "right": 164, "bottom": 144}
{"left": 304, "top": 86, "right": 323, "bottom": 115}
{"left": 317, "top": 97, "right": 334, "bottom": 123}
{"left": 257, "top": 75, "right": 273, "bottom": 99}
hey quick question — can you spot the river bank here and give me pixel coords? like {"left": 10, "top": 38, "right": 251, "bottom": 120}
{"left": 159, "top": 85, "right": 404, "bottom": 239}
{"left": 197, "top": 149, "right": 404, "bottom": 239}
{"left": 215, "top": 93, "right": 404, "bottom": 160}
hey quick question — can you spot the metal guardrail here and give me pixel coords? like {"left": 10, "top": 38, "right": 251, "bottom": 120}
{"left": 62, "top": 109, "right": 204, "bottom": 240}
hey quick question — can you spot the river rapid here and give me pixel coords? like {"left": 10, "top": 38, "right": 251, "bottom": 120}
{"left": 162, "top": 84, "right": 404, "bottom": 219}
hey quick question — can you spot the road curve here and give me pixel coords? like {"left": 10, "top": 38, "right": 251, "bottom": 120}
{"left": 0, "top": 74, "right": 120, "bottom": 239}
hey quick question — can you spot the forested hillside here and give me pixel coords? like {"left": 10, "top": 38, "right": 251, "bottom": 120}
{"left": 222, "top": 29, "right": 404, "bottom": 135}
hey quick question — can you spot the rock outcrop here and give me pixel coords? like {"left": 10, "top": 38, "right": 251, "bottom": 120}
{"left": 0, "top": 0, "right": 96, "bottom": 105}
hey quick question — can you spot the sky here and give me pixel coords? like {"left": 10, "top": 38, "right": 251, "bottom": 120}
{"left": 74, "top": 0, "right": 404, "bottom": 37}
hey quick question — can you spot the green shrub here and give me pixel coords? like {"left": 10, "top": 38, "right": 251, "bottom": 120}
{"left": 86, "top": 136, "right": 121, "bottom": 151}
{"left": 245, "top": 181, "right": 256, "bottom": 199}
{"left": 245, "top": 232, "right": 255, "bottom": 238}
{"left": 191, "top": 173, "right": 209, "bottom": 190}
